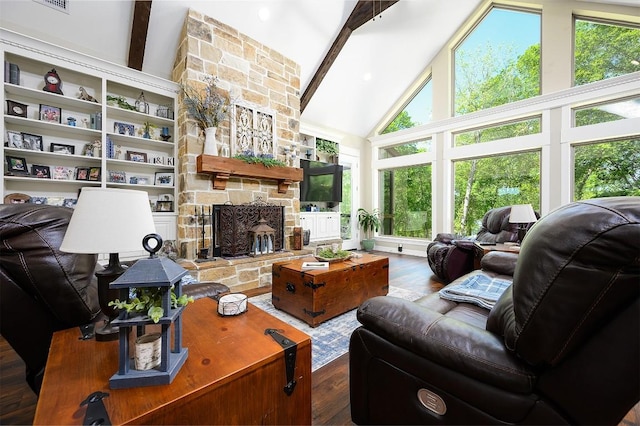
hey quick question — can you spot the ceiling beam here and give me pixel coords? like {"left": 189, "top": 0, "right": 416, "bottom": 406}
{"left": 300, "top": 0, "right": 398, "bottom": 113}
{"left": 128, "top": 0, "right": 153, "bottom": 71}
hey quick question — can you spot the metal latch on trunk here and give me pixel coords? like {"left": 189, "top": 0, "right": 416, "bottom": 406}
{"left": 265, "top": 328, "right": 297, "bottom": 396}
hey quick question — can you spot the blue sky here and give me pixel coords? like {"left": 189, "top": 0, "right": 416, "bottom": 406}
{"left": 403, "top": 8, "right": 540, "bottom": 126}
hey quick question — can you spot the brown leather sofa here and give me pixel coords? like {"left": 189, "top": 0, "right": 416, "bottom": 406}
{"left": 350, "top": 197, "right": 639, "bottom": 425}
{"left": 427, "top": 206, "right": 533, "bottom": 283}
{"left": 0, "top": 203, "right": 228, "bottom": 394}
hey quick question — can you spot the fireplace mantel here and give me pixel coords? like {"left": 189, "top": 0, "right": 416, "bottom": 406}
{"left": 196, "top": 155, "right": 303, "bottom": 193}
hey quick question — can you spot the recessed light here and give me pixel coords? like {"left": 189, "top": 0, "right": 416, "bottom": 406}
{"left": 363, "top": 72, "right": 372, "bottom": 81}
{"left": 258, "top": 7, "right": 270, "bottom": 22}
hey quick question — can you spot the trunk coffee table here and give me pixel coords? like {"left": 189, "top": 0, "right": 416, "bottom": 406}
{"left": 272, "top": 253, "right": 389, "bottom": 327}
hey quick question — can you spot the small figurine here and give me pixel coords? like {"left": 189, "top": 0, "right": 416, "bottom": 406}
{"left": 43, "top": 68, "right": 63, "bottom": 95}
{"left": 78, "top": 86, "right": 98, "bottom": 103}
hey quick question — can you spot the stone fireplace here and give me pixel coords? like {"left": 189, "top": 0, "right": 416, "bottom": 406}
{"left": 172, "top": 9, "right": 311, "bottom": 291}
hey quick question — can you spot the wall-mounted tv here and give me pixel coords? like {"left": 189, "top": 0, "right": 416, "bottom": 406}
{"left": 300, "top": 159, "right": 343, "bottom": 203}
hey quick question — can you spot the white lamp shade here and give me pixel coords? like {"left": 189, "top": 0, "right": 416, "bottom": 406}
{"left": 509, "top": 204, "right": 538, "bottom": 224}
{"left": 60, "top": 188, "right": 156, "bottom": 254}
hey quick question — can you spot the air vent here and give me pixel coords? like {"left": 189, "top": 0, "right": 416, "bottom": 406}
{"left": 33, "top": 0, "right": 69, "bottom": 14}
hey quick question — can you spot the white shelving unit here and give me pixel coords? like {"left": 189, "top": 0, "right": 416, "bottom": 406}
{"left": 2, "top": 29, "right": 178, "bottom": 244}
{"left": 300, "top": 212, "right": 341, "bottom": 241}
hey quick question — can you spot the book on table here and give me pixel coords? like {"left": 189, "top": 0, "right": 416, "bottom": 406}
{"left": 301, "top": 261, "right": 329, "bottom": 270}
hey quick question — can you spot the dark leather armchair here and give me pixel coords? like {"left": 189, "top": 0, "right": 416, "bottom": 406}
{"left": 350, "top": 197, "right": 639, "bottom": 425}
{"left": 0, "top": 203, "right": 228, "bottom": 395}
{"left": 427, "top": 206, "right": 527, "bottom": 283}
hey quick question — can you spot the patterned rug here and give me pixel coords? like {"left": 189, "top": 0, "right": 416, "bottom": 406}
{"left": 249, "top": 286, "right": 423, "bottom": 371}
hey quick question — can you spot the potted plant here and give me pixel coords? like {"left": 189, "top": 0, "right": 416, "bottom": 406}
{"left": 180, "top": 75, "right": 230, "bottom": 155}
{"left": 357, "top": 208, "right": 381, "bottom": 251}
{"left": 315, "top": 138, "right": 339, "bottom": 163}
{"left": 109, "top": 286, "right": 193, "bottom": 323}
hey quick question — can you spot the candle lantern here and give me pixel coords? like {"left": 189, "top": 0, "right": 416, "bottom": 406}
{"left": 135, "top": 91, "right": 149, "bottom": 114}
{"left": 108, "top": 233, "right": 189, "bottom": 389}
{"left": 250, "top": 216, "right": 275, "bottom": 256}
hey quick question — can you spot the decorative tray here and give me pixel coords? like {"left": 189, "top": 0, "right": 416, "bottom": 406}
{"left": 315, "top": 253, "right": 353, "bottom": 264}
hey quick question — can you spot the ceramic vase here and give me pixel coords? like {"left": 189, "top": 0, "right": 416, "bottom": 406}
{"left": 203, "top": 126, "right": 218, "bottom": 156}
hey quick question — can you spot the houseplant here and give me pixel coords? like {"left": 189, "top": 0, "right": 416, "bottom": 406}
{"left": 180, "top": 75, "right": 230, "bottom": 155}
{"left": 109, "top": 286, "right": 194, "bottom": 323}
{"left": 357, "top": 208, "right": 381, "bottom": 251}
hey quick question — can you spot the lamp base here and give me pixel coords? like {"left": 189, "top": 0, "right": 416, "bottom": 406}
{"left": 95, "top": 319, "right": 119, "bottom": 342}
{"left": 95, "top": 252, "right": 126, "bottom": 342}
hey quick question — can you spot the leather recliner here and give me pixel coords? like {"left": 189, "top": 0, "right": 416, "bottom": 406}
{"left": 0, "top": 203, "right": 229, "bottom": 394}
{"left": 350, "top": 197, "right": 640, "bottom": 425}
{"left": 427, "top": 206, "right": 531, "bottom": 283}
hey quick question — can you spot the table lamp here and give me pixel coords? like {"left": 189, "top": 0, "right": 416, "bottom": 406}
{"left": 60, "top": 188, "right": 156, "bottom": 341}
{"left": 509, "top": 203, "right": 538, "bottom": 245}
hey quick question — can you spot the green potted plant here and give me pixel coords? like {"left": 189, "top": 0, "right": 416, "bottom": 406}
{"left": 109, "top": 286, "right": 193, "bottom": 323}
{"left": 315, "top": 138, "right": 339, "bottom": 163}
{"left": 357, "top": 208, "right": 381, "bottom": 251}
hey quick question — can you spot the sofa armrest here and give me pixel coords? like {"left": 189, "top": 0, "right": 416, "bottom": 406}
{"left": 356, "top": 296, "right": 535, "bottom": 393}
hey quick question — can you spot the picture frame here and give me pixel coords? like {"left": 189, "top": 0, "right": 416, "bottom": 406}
{"left": 6, "top": 156, "right": 28, "bottom": 174}
{"left": 154, "top": 172, "right": 174, "bottom": 186}
{"left": 51, "top": 143, "right": 75, "bottom": 155}
{"left": 21, "top": 133, "right": 44, "bottom": 151}
{"left": 75, "top": 167, "right": 90, "bottom": 180}
{"left": 129, "top": 175, "right": 149, "bottom": 185}
{"left": 32, "top": 165, "right": 51, "bottom": 179}
{"left": 6, "top": 100, "right": 28, "bottom": 118}
{"left": 114, "top": 121, "right": 135, "bottom": 136}
{"left": 156, "top": 200, "right": 173, "bottom": 212}
{"left": 31, "top": 196, "right": 48, "bottom": 205}
{"left": 6, "top": 130, "right": 24, "bottom": 148}
{"left": 108, "top": 170, "right": 127, "bottom": 183}
{"left": 88, "top": 167, "right": 101, "bottom": 181}
{"left": 158, "top": 193, "right": 174, "bottom": 202}
{"left": 53, "top": 166, "right": 74, "bottom": 180}
{"left": 39, "top": 104, "right": 62, "bottom": 123}
{"left": 126, "top": 151, "right": 147, "bottom": 163}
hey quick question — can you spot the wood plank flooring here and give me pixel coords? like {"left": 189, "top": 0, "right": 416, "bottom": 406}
{"left": 1, "top": 251, "right": 638, "bottom": 425}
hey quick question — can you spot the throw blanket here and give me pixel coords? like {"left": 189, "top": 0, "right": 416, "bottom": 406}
{"left": 439, "top": 273, "right": 511, "bottom": 309}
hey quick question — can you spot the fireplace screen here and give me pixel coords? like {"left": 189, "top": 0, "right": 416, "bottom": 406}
{"left": 212, "top": 204, "right": 284, "bottom": 258}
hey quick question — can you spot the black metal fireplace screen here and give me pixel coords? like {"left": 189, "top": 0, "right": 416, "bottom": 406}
{"left": 212, "top": 204, "right": 284, "bottom": 258}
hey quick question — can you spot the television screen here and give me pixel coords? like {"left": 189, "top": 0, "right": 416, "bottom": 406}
{"left": 300, "top": 159, "right": 343, "bottom": 202}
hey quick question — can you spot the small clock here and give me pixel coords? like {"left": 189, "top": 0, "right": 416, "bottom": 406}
{"left": 6, "top": 100, "right": 28, "bottom": 118}
{"left": 43, "top": 68, "right": 63, "bottom": 95}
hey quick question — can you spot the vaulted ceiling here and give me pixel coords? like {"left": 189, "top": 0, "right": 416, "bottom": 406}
{"left": 1, "top": 0, "right": 637, "bottom": 139}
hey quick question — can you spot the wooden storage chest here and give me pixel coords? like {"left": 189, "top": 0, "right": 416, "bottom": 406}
{"left": 272, "top": 253, "right": 389, "bottom": 327}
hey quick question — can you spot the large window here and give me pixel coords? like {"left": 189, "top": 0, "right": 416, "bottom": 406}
{"left": 380, "top": 165, "right": 432, "bottom": 239}
{"left": 453, "top": 151, "right": 540, "bottom": 236}
{"left": 454, "top": 116, "right": 541, "bottom": 146}
{"left": 574, "top": 18, "right": 640, "bottom": 86}
{"left": 574, "top": 96, "right": 640, "bottom": 126}
{"left": 379, "top": 138, "right": 431, "bottom": 159}
{"left": 454, "top": 7, "right": 540, "bottom": 115}
{"left": 382, "top": 79, "right": 433, "bottom": 134}
{"left": 574, "top": 138, "right": 640, "bottom": 200}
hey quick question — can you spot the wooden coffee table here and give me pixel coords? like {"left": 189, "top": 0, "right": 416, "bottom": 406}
{"left": 272, "top": 253, "right": 389, "bottom": 327}
{"left": 33, "top": 297, "right": 311, "bottom": 425}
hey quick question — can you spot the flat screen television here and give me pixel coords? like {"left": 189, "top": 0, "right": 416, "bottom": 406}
{"left": 300, "top": 159, "right": 343, "bottom": 203}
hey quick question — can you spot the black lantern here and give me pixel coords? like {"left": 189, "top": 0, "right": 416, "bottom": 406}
{"left": 250, "top": 217, "right": 275, "bottom": 256}
{"left": 108, "top": 234, "right": 189, "bottom": 389}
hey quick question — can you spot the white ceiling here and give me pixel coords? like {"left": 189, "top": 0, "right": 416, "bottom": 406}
{"left": 1, "top": 0, "right": 638, "bottom": 139}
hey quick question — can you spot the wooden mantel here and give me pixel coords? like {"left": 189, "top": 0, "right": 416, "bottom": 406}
{"left": 196, "top": 155, "right": 303, "bottom": 193}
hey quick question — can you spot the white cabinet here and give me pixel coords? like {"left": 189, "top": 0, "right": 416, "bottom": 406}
{"left": 300, "top": 212, "right": 340, "bottom": 241}
{"left": 2, "top": 30, "right": 178, "bottom": 241}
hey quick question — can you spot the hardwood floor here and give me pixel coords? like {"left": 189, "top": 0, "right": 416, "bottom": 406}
{"left": 1, "top": 251, "right": 638, "bottom": 425}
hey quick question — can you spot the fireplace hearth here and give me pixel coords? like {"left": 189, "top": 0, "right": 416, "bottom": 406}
{"left": 212, "top": 203, "right": 284, "bottom": 258}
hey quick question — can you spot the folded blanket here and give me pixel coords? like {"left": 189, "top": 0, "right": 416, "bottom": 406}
{"left": 439, "top": 273, "right": 511, "bottom": 309}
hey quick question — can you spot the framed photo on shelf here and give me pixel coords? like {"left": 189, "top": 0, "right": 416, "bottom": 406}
{"left": 156, "top": 200, "right": 173, "bottom": 212}
{"left": 154, "top": 172, "right": 174, "bottom": 186}
{"left": 6, "top": 156, "right": 28, "bottom": 174}
{"left": 39, "top": 104, "right": 62, "bottom": 123}
{"left": 53, "top": 166, "right": 74, "bottom": 180}
{"left": 50, "top": 143, "right": 75, "bottom": 155}
{"left": 88, "top": 167, "right": 101, "bottom": 181}
{"left": 6, "top": 130, "right": 24, "bottom": 148}
{"left": 114, "top": 121, "right": 135, "bottom": 136}
{"left": 126, "top": 151, "right": 147, "bottom": 163}
{"left": 6, "top": 100, "right": 28, "bottom": 118}
{"left": 75, "top": 167, "right": 90, "bottom": 180}
{"left": 129, "top": 175, "right": 149, "bottom": 185}
{"left": 21, "top": 133, "right": 43, "bottom": 151}
{"left": 108, "top": 170, "right": 127, "bottom": 183}
{"left": 31, "top": 165, "right": 51, "bottom": 178}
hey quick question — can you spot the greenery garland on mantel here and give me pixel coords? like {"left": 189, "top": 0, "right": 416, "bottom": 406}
{"left": 233, "top": 153, "right": 287, "bottom": 168}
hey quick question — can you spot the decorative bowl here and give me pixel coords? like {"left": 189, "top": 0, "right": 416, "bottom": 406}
{"left": 315, "top": 253, "right": 353, "bottom": 264}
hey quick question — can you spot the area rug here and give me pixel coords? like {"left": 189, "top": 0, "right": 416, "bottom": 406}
{"left": 249, "top": 286, "right": 423, "bottom": 371}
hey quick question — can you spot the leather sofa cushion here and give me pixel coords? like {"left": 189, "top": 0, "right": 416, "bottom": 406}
{"left": 488, "top": 197, "right": 640, "bottom": 366}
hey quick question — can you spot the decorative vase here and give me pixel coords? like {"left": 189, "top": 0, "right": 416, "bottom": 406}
{"left": 134, "top": 333, "right": 161, "bottom": 370}
{"left": 203, "top": 126, "right": 218, "bottom": 156}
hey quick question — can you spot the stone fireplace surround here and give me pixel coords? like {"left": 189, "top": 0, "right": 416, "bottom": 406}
{"left": 173, "top": 9, "right": 313, "bottom": 292}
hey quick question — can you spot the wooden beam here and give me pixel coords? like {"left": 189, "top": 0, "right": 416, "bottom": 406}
{"left": 128, "top": 0, "right": 152, "bottom": 71}
{"left": 300, "top": 0, "right": 398, "bottom": 113}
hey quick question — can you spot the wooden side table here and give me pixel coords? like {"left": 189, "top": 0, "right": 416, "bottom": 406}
{"left": 473, "top": 242, "right": 521, "bottom": 269}
{"left": 34, "top": 297, "right": 311, "bottom": 425}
